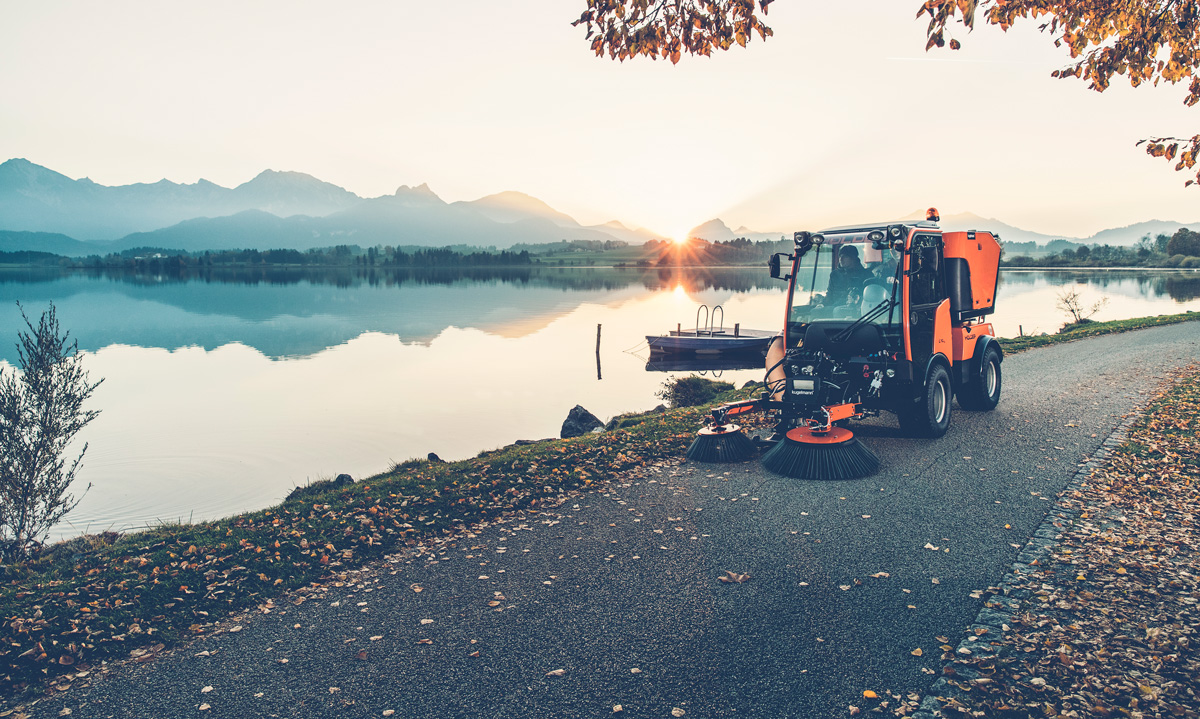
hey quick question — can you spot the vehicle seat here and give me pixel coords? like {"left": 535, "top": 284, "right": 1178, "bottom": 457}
{"left": 861, "top": 283, "right": 888, "bottom": 315}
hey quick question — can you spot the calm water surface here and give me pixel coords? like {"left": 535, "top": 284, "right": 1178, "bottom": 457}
{"left": 1, "top": 266, "right": 1197, "bottom": 539}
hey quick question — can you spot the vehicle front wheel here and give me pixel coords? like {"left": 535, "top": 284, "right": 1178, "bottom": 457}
{"left": 898, "top": 363, "right": 952, "bottom": 438}
{"left": 957, "top": 346, "right": 1002, "bottom": 411}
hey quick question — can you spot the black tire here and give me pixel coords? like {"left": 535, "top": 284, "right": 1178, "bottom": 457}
{"left": 957, "top": 346, "right": 1002, "bottom": 411}
{"left": 898, "top": 363, "right": 952, "bottom": 438}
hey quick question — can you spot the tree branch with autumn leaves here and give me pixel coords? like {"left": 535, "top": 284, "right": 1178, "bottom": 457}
{"left": 574, "top": 0, "right": 1200, "bottom": 186}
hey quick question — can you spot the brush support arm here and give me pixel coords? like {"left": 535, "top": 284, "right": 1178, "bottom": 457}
{"left": 706, "top": 399, "right": 765, "bottom": 428}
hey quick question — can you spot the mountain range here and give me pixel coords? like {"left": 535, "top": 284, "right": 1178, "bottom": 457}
{"left": 0, "top": 159, "right": 1196, "bottom": 256}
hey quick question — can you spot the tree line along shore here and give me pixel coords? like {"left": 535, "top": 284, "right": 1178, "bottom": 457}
{"left": 3, "top": 228, "right": 1200, "bottom": 271}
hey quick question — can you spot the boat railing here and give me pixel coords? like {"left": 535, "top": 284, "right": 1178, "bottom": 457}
{"left": 695, "top": 304, "right": 726, "bottom": 336}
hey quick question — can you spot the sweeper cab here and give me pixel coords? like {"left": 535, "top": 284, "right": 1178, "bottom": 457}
{"left": 687, "top": 208, "right": 1004, "bottom": 479}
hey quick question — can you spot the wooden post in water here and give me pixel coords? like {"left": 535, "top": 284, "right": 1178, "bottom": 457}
{"left": 734, "top": 322, "right": 740, "bottom": 337}
{"left": 1019, "top": 325, "right": 1024, "bottom": 337}
{"left": 676, "top": 322, "right": 681, "bottom": 336}
{"left": 596, "top": 324, "right": 602, "bottom": 380}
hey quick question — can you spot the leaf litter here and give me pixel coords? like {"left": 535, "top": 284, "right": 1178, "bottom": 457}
{"left": 902, "top": 363, "right": 1200, "bottom": 718}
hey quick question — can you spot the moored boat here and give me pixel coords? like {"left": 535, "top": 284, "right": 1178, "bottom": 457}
{"left": 646, "top": 304, "right": 775, "bottom": 354}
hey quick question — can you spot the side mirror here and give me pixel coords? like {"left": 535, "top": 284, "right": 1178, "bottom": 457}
{"left": 769, "top": 253, "right": 792, "bottom": 281}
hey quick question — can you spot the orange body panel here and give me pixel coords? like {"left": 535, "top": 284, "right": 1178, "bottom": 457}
{"left": 825, "top": 402, "right": 859, "bottom": 423}
{"left": 934, "top": 300, "right": 952, "bottom": 364}
{"left": 951, "top": 322, "right": 995, "bottom": 363}
{"left": 942, "top": 231, "right": 1001, "bottom": 314}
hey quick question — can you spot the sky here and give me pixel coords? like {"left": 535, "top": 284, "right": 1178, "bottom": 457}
{"left": 1, "top": 0, "right": 1197, "bottom": 239}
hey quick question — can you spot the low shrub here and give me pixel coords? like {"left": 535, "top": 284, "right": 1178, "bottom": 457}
{"left": 655, "top": 376, "right": 734, "bottom": 408}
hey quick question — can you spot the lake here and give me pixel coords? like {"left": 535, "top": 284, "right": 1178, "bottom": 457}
{"left": 1, "top": 266, "right": 1197, "bottom": 540}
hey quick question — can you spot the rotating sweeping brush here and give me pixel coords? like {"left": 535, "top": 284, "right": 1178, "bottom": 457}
{"left": 761, "top": 426, "right": 879, "bottom": 480}
{"left": 685, "top": 423, "right": 757, "bottom": 463}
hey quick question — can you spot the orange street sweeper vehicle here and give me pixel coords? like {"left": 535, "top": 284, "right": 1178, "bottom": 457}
{"left": 687, "top": 209, "right": 1004, "bottom": 479}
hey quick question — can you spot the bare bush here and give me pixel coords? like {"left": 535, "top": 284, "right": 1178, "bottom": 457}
{"left": 1056, "top": 287, "right": 1109, "bottom": 327}
{"left": 0, "top": 304, "right": 102, "bottom": 560}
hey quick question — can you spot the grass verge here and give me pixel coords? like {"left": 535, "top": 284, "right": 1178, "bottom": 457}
{"left": 0, "top": 387, "right": 753, "bottom": 698}
{"left": 995, "top": 310, "right": 1200, "bottom": 355}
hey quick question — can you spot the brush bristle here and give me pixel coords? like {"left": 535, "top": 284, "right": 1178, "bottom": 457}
{"left": 761, "top": 435, "right": 880, "bottom": 479}
{"left": 685, "top": 429, "right": 756, "bottom": 463}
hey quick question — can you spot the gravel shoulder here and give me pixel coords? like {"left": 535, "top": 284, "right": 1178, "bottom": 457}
{"left": 24, "top": 322, "right": 1200, "bottom": 719}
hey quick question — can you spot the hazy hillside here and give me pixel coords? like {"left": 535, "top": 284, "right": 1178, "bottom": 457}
{"left": 1085, "top": 219, "right": 1200, "bottom": 246}
{"left": 687, "top": 218, "right": 781, "bottom": 243}
{"left": 905, "top": 210, "right": 1200, "bottom": 247}
{"left": 106, "top": 188, "right": 630, "bottom": 253}
{"left": 0, "top": 159, "right": 363, "bottom": 240}
{"left": 456, "top": 191, "right": 580, "bottom": 227}
{"left": 5, "top": 159, "right": 1197, "bottom": 256}
{"left": 0, "top": 230, "right": 106, "bottom": 256}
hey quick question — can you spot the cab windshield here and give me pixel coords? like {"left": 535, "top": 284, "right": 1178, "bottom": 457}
{"left": 787, "top": 235, "right": 902, "bottom": 330}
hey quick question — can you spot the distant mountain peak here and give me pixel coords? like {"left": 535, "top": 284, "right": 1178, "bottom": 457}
{"left": 458, "top": 191, "right": 579, "bottom": 228}
{"left": 394, "top": 182, "right": 439, "bottom": 197}
{"left": 688, "top": 218, "right": 735, "bottom": 241}
{"left": 0, "top": 158, "right": 74, "bottom": 187}
{"left": 240, "top": 169, "right": 332, "bottom": 188}
{"left": 390, "top": 183, "right": 445, "bottom": 207}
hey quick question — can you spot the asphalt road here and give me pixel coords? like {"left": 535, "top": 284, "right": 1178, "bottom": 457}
{"left": 35, "top": 322, "right": 1200, "bottom": 719}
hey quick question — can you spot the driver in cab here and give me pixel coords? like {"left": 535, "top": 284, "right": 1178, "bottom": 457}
{"left": 823, "top": 244, "right": 873, "bottom": 309}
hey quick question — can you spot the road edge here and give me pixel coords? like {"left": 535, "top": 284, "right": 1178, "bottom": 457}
{"left": 909, "top": 405, "right": 1148, "bottom": 717}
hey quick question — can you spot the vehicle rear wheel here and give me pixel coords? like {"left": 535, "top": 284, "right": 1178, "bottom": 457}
{"left": 957, "top": 346, "right": 1002, "bottom": 411}
{"left": 899, "top": 363, "right": 952, "bottom": 438}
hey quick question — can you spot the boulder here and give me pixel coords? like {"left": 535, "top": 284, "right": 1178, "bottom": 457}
{"left": 561, "top": 405, "right": 604, "bottom": 438}
{"left": 427, "top": 452, "right": 445, "bottom": 463}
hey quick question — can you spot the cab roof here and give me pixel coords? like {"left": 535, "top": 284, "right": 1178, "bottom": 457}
{"left": 819, "top": 220, "right": 940, "bottom": 235}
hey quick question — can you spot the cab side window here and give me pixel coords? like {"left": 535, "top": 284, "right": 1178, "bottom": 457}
{"left": 909, "top": 235, "right": 945, "bottom": 306}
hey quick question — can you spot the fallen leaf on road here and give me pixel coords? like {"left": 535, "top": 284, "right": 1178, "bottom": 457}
{"left": 719, "top": 571, "right": 751, "bottom": 583}
{"left": 356, "top": 649, "right": 369, "bottom": 659}
{"left": 672, "top": 709, "right": 685, "bottom": 717}
{"left": 863, "top": 690, "right": 878, "bottom": 698}
{"left": 849, "top": 706, "right": 860, "bottom": 716}
{"left": 201, "top": 686, "right": 213, "bottom": 693}
{"left": 870, "top": 572, "right": 890, "bottom": 578}
{"left": 420, "top": 619, "right": 434, "bottom": 625}
{"left": 411, "top": 584, "right": 423, "bottom": 593}
{"left": 613, "top": 705, "right": 623, "bottom": 713}
{"left": 911, "top": 648, "right": 923, "bottom": 656}
{"left": 924, "top": 543, "right": 940, "bottom": 551}
{"left": 199, "top": 705, "right": 210, "bottom": 712}
{"left": 546, "top": 669, "right": 566, "bottom": 677}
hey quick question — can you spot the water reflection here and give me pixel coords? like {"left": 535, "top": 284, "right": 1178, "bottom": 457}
{"left": 0, "top": 266, "right": 1194, "bottom": 540}
{"left": 999, "top": 269, "right": 1200, "bottom": 303}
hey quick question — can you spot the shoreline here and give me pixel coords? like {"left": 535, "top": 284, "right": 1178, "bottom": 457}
{"left": 0, "top": 311, "right": 1197, "bottom": 700}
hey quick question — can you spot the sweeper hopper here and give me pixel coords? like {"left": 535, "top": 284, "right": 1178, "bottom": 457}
{"left": 686, "top": 208, "right": 1004, "bottom": 479}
